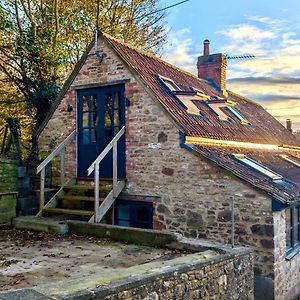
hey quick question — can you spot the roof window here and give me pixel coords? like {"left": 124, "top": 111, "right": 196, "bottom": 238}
{"left": 190, "top": 87, "right": 210, "bottom": 100}
{"left": 207, "top": 101, "right": 229, "bottom": 121}
{"left": 227, "top": 106, "right": 250, "bottom": 125}
{"left": 158, "top": 75, "right": 180, "bottom": 92}
{"left": 233, "top": 154, "right": 283, "bottom": 181}
{"left": 280, "top": 155, "right": 300, "bottom": 167}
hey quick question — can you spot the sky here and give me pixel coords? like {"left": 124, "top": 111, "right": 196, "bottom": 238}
{"left": 160, "top": 0, "right": 300, "bottom": 131}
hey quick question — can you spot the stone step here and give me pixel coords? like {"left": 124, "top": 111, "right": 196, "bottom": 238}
{"left": 42, "top": 207, "right": 94, "bottom": 217}
{"left": 56, "top": 195, "right": 104, "bottom": 202}
{"left": 13, "top": 216, "right": 68, "bottom": 234}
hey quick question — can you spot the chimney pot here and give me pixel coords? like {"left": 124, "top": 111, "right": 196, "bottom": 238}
{"left": 203, "top": 39, "right": 210, "bottom": 56}
{"left": 286, "top": 119, "right": 292, "bottom": 133}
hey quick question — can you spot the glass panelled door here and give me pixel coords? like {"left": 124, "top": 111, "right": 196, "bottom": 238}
{"left": 77, "top": 85, "right": 125, "bottom": 178}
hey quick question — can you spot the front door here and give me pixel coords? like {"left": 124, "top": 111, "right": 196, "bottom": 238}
{"left": 77, "top": 85, "right": 125, "bottom": 178}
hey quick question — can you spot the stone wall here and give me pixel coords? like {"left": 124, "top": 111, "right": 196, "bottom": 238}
{"left": 62, "top": 237, "right": 253, "bottom": 300}
{"left": 0, "top": 159, "right": 18, "bottom": 192}
{"left": 0, "top": 193, "right": 17, "bottom": 223}
{"left": 273, "top": 210, "right": 300, "bottom": 299}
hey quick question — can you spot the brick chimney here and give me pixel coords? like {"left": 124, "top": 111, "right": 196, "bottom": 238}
{"left": 197, "top": 40, "right": 227, "bottom": 92}
{"left": 286, "top": 119, "right": 292, "bottom": 133}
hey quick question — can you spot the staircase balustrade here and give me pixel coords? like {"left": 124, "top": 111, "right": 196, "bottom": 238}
{"left": 36, "top": 131, "right": 76, "bottom": 213}
{"left": 87, "top": 126, "right": 125, "bottom": 223}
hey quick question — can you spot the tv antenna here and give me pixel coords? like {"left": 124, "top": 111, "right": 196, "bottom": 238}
{"left": 225, "top": 54, "right": 255, "bottom": 60}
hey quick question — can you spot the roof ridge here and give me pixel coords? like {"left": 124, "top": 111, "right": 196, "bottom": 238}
{"left": 101, "top": 31, "right": 208, "bottom": 85}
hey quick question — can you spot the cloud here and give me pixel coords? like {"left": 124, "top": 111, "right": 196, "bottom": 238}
{"left": 162, "top": 28, "right": 199, "bottom": 74}
{"left": 218, "top": 24, "right": 276, "bottom": 42}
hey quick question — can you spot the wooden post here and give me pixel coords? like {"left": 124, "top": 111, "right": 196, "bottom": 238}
{"left": 40, "top": 167, "right": 45, "bottom": 211}
{"left": 94, "top": 163, "right": 100, "bottom": 223}
{"left": 113, "top": 142, "right": 118, "bottom": 198}
{"left": 60, "top": 147, "right": 66, "bottom": 188}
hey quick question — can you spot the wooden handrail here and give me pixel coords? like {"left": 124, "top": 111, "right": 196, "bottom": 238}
{"left": 87, "top": 126, "right": 125, "bottom": 222}
{"left": 87, "top": 126, "right": 125, "bottom": 176}
{"left": 37, "top": 131, "right": 76, "bottom": 174}
{"left": 36, "top": 130, "right": 76, "bottom": 213}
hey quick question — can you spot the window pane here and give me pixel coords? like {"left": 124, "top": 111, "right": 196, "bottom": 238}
{"left": 114, "top": 109, "right": 119, "bottom": 126}
{"left": 136, "top": 206, "right": 151, "bottom": 222}
{"left": 91, "top": 95, "right": 97, "bottom": 111}
{"left": 105, "top": 110, "right": 112, "bottom": 127}
{"left": 82, "top": 112, "right": 89, "bottom": 128}
{"left": 91, "top": 111, "right": 98, "bottom": 128}
{"left": 105, "top": 128, "right": 112, "bottom": 144}
{"left": 295, "top": 207, "right": 300, "bottom": 243}
{"left": 114, "top": 92, "right": 119, "bottom": 109}
{"left": 91, "top": 129, "right": 97, "bottom": 143}
{"left": 82, "top": 129, "right": 90, "bottom": 144}
{"left": 286, "top": 208, "right": 291, "bottom": 249}
{"left": 82, "top": 96, "right": 88, "bottom": 111}
{"left": 118, "top": 220, "right": 130, "bottom": 227}
{"left": 118, "top": 204, "right": 130, "bottom": 220}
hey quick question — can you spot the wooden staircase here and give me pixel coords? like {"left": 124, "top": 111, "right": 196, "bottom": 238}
{"left": 40, "top": 178, "right": 125, "bottom": 222}
{"left": 36, "top": 126, "right": 126, "bottom": 223}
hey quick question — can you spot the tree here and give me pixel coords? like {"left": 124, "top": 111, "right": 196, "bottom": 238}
{"left": 0, "top": 0, "right": 167, "bottom": 157}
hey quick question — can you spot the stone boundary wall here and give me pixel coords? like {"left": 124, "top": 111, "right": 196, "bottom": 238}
{"left": 61, "top": 253, "right": 253, "bottom": 300}
{"left": 64, "top": 222, "right": 254, "bottom": 300}
{"left": 0, "top": 159, "right": 18, "bottom": 192}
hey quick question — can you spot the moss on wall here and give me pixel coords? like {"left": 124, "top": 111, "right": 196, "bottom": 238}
{"left": 0, "top": 159, "right": 18, "bottom": 192}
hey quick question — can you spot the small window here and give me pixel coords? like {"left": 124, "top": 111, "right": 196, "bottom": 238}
{"left": 114, "top": 200, "right": 153, "bottom": 229}
{"left": 207, "top": 102, "right": 229, "bottom": 121}
{"left": 281, "top": 155, "right": 300, "bottom": 168}
{"left": 233, "top": 154, "right": 282, "bottom": 181}
{"left": 190, "top": 87, "right": 210, "bottom": 100}
{"left": 158, "top": 75, "right": 180, "bottom": 92}
{"left": 286, "top": 205, "right": 300, "bottom": 259}
{"left": 227, "top": 106, "right": 250, "bottom": 125}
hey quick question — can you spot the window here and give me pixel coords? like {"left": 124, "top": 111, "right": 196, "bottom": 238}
{"left": 227, "top": 106, "right": 250, "bottom": 125}
{"left": 281, "top": 155, "right": 300, "bottom": 167}
{"left": 158, "top": 75, "right": 180, "bottom": 92}
{"left": 114, "top": 200, "right": 153, "bottom": 229}
{"left": 190, "top": 87, "right": 210, "bottom": 100}
{"left": 175, "top": 94, "right": 203, "bottom": 115}
{"left": 233, "top": 154, "right": 282, "bottom": 181}
{"left": 286, "top": 204, "right": 300, "bottom": 259}
{"left": 208, "top": 101, "right": 229, "bottom": 121}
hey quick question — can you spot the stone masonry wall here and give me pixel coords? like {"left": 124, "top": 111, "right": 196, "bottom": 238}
{"left": 273, "top": 210, "right": 300, "bottom": 299}
{"left": 0, "top": 159, "right": 18, "bottom": 192}
{"left": 67, "top": 250, "right": 253, "bottom": 300}
{"left": 38, "top": 37, "right": 274, "bottom": 283}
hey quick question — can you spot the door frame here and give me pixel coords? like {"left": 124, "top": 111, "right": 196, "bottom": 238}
{"left": 75, "top": 81, "right": 127, "bottom": 178}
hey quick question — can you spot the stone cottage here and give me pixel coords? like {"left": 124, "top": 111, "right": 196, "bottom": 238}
{"left": 35, "top": 32, "right": 300, "bottom": 299}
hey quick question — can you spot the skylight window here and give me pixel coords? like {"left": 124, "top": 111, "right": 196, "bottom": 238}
{"left": 227, "top": 106, "right": 250, "bottom": 125}
{"left": 191, "top": 87, "right": 210, "bottom": 100}
{"left": 175, "top": 93, "right": 203, "bottom": 115}
{"left": 208, "top": 102, "right": 228, "bottom": 121}
{"left": 158, "top": 75, "right": 180, "bottom": 92}
{"left": 280, "top": 155, "right": 300, "bottom": 167}
{"left": 233, "top": 154, "right": 283, "bottom": 181}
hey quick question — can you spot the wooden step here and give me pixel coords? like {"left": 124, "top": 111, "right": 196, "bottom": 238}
{"left": 56, "top": 195, "right": 104, "bottom": 202}
{"left": 76, "top": 177, "right": 126, "bottom": 182}
{"left": 63, "top": 185, "right": 112, "bottom": 191}
{"left": 42, "top": 207, "right": 94, "bottom": 216}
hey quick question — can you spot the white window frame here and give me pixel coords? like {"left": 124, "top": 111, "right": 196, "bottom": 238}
{"left": 158, "top": 75, "right": 181, "bottom": 92}
{"left": 281, "top": 155, "right": 300, "bottom": 167}
{"left": 227, "top": 106, "right": 250, "bottom": 125}
{"left": 233, "top": 154, "right": 283, "bottom": 181}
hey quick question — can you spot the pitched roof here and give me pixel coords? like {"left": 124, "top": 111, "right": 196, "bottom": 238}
{"left": 186, "top": 144, "right": 300, "bottom": 205}
{"left": 103, "top": 33, "right": 300, "bottom": 204}
{"left": 103, "top": 33, "right": 299, "bottom": 147}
